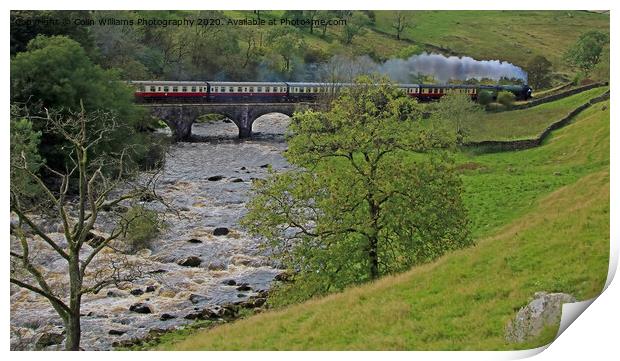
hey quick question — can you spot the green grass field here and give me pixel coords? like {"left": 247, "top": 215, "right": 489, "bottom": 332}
{"left": 464, "top": 86, "right": 609, "bottom": 142}
{"left": 151, "top": 98, "right": 609, "bottom": 350}
{"left": 372, "top": 11, "right": 609, "bottom": 74}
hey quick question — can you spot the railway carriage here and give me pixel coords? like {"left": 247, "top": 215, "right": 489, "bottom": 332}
{"left": 208, "top": 81, "right": 288, "bottom": 103}
{"left": 130, "top": 80, "right": 532, "bottom": 104}
{"left": 132, "top": 80, "right": 209, "bottom": 103}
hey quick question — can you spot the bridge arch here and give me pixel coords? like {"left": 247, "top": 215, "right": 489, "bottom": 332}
{"left": 145, "top": 103, "right": 314, "bottom": 141}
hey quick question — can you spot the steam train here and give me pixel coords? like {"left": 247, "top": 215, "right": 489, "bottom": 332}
{"left": 130, "top": 80, "right": 532, "bottom": 103}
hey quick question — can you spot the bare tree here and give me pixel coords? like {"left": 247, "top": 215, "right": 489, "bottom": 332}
{"left": 391, "top": 11, "right": 412, "bottom": 41}
{"left": 10, "top": 105, "right": 167, "bottom": 350}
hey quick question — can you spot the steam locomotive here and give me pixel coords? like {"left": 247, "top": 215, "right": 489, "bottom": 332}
{"left": 130, "top": 80, "right": 532, "bottom": 103}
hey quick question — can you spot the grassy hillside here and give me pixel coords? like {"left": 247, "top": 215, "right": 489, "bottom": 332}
{"left": 373, "top": 11, "right": 609, "bottom": 73}
{"left": 153, "top": 99, "right": 610, "bottom": 350}
{"left": 221, "top": 10, "right": 608, "bottom": 84}
{"left": 464, "top": 86, "right": 609, "bottom": 142}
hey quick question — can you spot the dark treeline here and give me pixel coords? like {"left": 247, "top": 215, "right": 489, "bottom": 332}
{"left": 11, "top": 10, "right": 377, "bottom": 82}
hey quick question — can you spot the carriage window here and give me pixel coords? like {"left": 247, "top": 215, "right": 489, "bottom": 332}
{"left": 237, "top": 87, "right": 242, "bottom": 92}
{"left": 163, "top": 86, "right": 169, "bottom": 92}
{"left": 181, "top": 86, "right": 186, "bottom": 92}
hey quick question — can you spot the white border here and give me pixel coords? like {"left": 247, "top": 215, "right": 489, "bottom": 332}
{"left": 2, "top": 1, "right": 617, "bottom": 359}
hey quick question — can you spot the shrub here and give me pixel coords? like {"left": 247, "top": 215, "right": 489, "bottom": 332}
{"left": 123, "top": 206, "right": 161, "bottom": 252}
{"left": 10, "top": 110, "right": 44, "bottom": 206}
{"left": 486, "top": 102, "right": 506, "bottom": 112}
{"left": 496, "top": 91, "right": 516, "bottom": 108}
{"left": 477, "top": 90, "right": 494, "bottom": 105}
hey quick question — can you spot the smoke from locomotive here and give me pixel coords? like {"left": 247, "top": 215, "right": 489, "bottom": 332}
{"left": 377, "top": 53, "right": 528, "bottom": 83}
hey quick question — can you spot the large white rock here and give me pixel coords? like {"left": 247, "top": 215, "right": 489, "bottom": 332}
{"left": 506, "top": 291, "right": 576, "bottom": 343}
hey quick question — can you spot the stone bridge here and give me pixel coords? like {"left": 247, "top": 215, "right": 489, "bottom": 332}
{"left": 143, "top": 103, "right": 318, "bottom": 141}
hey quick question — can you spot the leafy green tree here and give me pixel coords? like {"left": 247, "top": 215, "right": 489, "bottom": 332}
{"left": 525, "top": 55, "right": 553, "bottom": 89}
{"left": 316, "top": 11, "right": 338, "bottom": 37}
{"left": 243, "top": 76, "right": 472, "bottom": 304}
{"left": 10, "top": 10, "right": 95, "bottom": 55}
{"left": 433, "top": 94, "right": 484, "bottom": 143}
{"left": 341, "top": 12, "right": 370, "bottom": 45}
{"left": 392, "top": 11, "right": 412, "bottom": 40}
{"left": 265, "top": 26, "right": 305, "bottom": 74}
{"left": 10, "top": 35, "right": 147, "bottom": 170}
{"left": 564, "top": 31, "right": 609, "bottom": 77}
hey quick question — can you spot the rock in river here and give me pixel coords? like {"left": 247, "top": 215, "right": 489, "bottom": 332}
{"left": 129, "top": 303, "right": 153, "bottom": 314}
{"left": 177, "top": 256, "right": 202, "bottom": 267}
{"left": 213, "top": 227, "right": 230, "bottom": 236}
{"left": 35, "top": 332, "right": 64, "bottom": 349}
{"left": 159, "top": 313, "right": 177, "bottom": 321}
{"left": 130, "top": 289, "right": 144, "bottom": 296}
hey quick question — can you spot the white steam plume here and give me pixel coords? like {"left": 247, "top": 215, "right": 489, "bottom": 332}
{"left": 376, "top": 52, "right": 527, "bottom": 83}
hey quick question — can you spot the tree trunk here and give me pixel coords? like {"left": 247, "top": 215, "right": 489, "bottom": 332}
{"left": 64, "top": 312, "right": 81, "bottom": 351}
{"left": 65, "top": 256, "right": 82, "bottom": 350}
{"left": 368, "top": 196, "right": 380, "bottom": 280}
{"left": 368, "top": 236, "right": 379, "bottom": 280}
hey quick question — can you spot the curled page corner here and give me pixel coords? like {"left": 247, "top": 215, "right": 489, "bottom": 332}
{"left": 556, "top": 298, "right": 596, "bottom": 338}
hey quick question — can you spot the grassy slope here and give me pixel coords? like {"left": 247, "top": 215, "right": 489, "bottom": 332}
{"left": 372, "top": 11, "right": 609, "bottom": 73}
{"left": 157, "top": 100, "right": 609, "bottom": 351}
{"left": 465, "top": 86, "right": 609, "bottom": 142}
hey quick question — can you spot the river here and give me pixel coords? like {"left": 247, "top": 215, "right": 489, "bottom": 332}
{"left": 10, "top": 114, "right": 291, "bottom": 350}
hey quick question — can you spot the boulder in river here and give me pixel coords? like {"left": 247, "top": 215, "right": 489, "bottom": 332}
{"left": 177, "top": 256, "right": 202, "bottom": 267}
{"left": 506, "top": 292, "right": 576, "bottom": 343}
{"left": 130, "top": 289, "right": 144, "bottom": 296}
{"left": 159, "top": 313, "right": 177, "bottom": 321}
{"left": 222, "top": 279, "right": 236, "bottom": 286}
{"left": 236, "top": 283, "right": 252, "bottom": 292}
{"left": 213, "top": 227, "right": 230, "bottom": 236}
{"left": 129, "top": 303, "right": 153, "bottom": 314}
{"left": 207, "top": 175, "right": 224, "bottom": 181}
{"left": 189, "top": 293, "right": 209, "bottom": 304}
{"left": 35, "top": 332, "right": 64, "bottom": 350}
{"left": 108, "top": 329, "right": 127, "bottom": 336}
{"left": 187, "top": 238, "right": 203, "bottom": 244}
{"left": 106, "top": 289, "right": 127, "bottom": 298}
